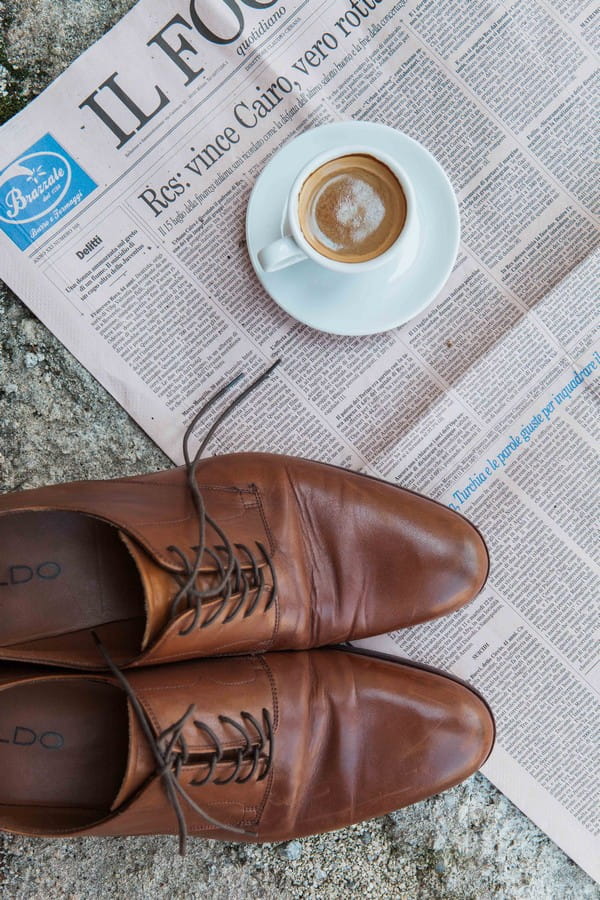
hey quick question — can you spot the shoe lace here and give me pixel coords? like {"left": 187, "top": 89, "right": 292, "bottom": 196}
{"left": 93, "top": 633, "right": 273, "bottom": 854}
{"left": 164, "top": 360, "right": 281, "bottom": 636}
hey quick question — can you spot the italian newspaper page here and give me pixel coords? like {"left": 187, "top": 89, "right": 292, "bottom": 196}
{"left": 0, "top": 0, "right": 598, "bottom": 880}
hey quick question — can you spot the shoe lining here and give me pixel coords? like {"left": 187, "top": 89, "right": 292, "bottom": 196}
{"left": 0, "top": 679, "right": 128, "bottom": 832}
{"left": 0, "top": 511, "right": 145, "bottom": 664}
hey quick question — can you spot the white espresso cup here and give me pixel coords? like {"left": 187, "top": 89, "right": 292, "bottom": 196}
{"left": 257, "top": 144, "right": 419, "bottom": 275}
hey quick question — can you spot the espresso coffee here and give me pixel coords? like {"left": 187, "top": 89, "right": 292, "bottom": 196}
{"left": 297, "top": 154, "right": 407, "bottom": 263}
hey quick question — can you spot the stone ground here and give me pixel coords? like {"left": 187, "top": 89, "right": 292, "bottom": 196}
{"left": 0, "top": 2, "right": 598, "bottom": 898}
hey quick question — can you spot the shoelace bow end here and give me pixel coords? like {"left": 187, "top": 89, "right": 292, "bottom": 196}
{"left": 162, "top": 361, "right": 281, "bottom": 636}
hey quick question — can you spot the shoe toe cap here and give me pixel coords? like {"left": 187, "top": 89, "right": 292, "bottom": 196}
{"left": 264, "top": 650, "right": 495, "bottom": 841}
{"left": 398, "top": 502, "right": 490, "bottom": 625}
{"left": 313, "top": 470, "right": 490, "bottom": 634}
{"left": 350, "top": 654, "right": 495, "bottom": 814}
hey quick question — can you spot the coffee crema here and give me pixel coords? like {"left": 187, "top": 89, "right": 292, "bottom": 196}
{"left": 297, "top": 154, "right": 407, "bottom": 263}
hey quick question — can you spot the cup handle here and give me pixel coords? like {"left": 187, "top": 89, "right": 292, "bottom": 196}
{"left": 258, "top": 236, "right": 307, "bottom": 272}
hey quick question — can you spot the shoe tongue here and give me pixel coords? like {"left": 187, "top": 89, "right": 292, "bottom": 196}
{"left": 118, "top": 532, "right": 229, "bottom": 649}
{"left": 119, "top": 532, "right": 179, "bottom": 650}
{"left": 111, "top": 698, "right": 156, "bottom": 811}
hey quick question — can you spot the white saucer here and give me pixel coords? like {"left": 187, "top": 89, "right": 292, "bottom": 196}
{"left": 246, "top": 122, "right": 460, "bottom": 336}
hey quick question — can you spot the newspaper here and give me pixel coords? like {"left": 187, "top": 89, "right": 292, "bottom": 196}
{"left": 0, "top": 0, "right": 598, "bottom": 881}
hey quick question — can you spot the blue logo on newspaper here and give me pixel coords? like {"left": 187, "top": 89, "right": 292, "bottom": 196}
{"left": 0, "top": 134, "right": 96, "bottom": 250}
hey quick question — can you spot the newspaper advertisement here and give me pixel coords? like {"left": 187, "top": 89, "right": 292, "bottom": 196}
{"left": 0, "top": 0, "right": 598, "bottom": 881}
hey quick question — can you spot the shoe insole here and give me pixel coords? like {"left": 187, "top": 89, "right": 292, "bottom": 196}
{"left": 0, "top": 679, "right": 128, "bottom": 829}
{"left": 0, "top": 511, "right": 145, "bottom": 654}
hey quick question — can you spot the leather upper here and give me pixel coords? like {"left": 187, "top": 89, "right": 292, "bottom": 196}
{"left": 0, "top": 649, "right": 495, "bottom": 844}
{"left": 0, "top": 454, "right": 489, "bottom": 668}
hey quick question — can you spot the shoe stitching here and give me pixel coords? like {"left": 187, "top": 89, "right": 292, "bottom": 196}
{"left": 136, "top": 640, "right": 272, "bottom": 666}
{"left": 281, "top": 465, "right": 320, "bottom": 645}
{"left": 252, "top": 654, "right": 279, "bottom": 825}
{"left": 248, "top": 482, "right": 279, "bottom": 650}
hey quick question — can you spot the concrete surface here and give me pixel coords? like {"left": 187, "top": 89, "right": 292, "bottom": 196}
{"left": 0, "top": 2, "right": 598, "bottom": 898}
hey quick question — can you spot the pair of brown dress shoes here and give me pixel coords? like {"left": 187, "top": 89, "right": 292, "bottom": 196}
{"left": 0, "top": 373, "right": 494, "bottom": 852}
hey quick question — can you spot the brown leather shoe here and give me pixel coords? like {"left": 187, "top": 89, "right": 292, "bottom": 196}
{"left": 0, "top": 450, "right": 488, "bottom": 669}
{"left": 0, "top": 647, "right": 494, "bottom": 849}
{"left": 0, "top": 365, "right": 488, "bottom": 668}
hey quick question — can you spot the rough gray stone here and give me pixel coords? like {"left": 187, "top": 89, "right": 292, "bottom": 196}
{"left": 1, "top": 0, "right": 137, "bottom": 120}
{"left": 0, "top": 3, "right": 598, "bottom": 898}
{"left": 277, "top": 841, "right": 304, "bottom": 862}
